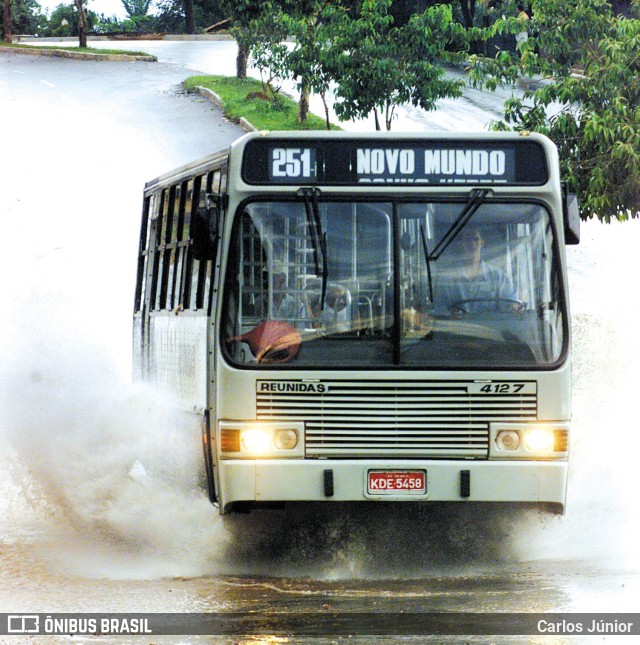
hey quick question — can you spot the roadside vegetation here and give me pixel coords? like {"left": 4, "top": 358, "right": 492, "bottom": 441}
{"left": 3, "top": 0, "right": 640, "bottom": 221}
{"left": 0, "top": 41, "right": 150, "bottom": 56}
{"left": 0, "top": 0, "right": 226, "bottom": 39}
{"left": 183, "top": 75, "right": 339, "bottom": 130}
{"left": 219, "top": 0, "right": 640, "bottom": 222}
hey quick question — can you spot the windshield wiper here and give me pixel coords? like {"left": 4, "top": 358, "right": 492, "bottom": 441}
{"left": 429, "top": 188, "right": 490, "bottom": 260}
{"left": 298, "top": 187, "right": 328, "bottom": 310}
{"left": 419, "top": 223, "right": 434, "bottom": 304}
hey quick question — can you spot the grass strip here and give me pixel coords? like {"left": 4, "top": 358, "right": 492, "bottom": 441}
{"left": 1, "top": 42, "right": 152, "bottom": 57}
{"left": 184, "top": 74, "right": 339, "bottom": 131}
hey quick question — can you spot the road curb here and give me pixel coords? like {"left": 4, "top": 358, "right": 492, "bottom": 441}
{"left": 0, "top": 45, "right": 157, "bottom": 62}
{"left": 194, "top": 86, "right": 257, "bottom": 132}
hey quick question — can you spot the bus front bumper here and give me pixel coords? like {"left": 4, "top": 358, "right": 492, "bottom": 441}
{"left": 216, "top": 459, "right": 567, "bottom": 513}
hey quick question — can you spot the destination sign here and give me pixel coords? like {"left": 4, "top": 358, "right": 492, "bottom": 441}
{"left": 242, "top": 138, "right": 549, "bottom": 186}
{"left": 355, "top": 147, "right": 512, "bottom": 183}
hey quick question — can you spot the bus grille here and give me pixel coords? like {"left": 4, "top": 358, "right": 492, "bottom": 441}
{"left": 256, "top": 380, "right": 537, "bottom": 459}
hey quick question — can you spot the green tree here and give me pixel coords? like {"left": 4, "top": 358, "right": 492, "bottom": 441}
{"left": 272, "top": 0, "right": 343, "bottom": 127}
{"left": 240, "top": 1, "right": 340, "bottom": 126}
{"left": 243, "top": 0, "right": 469, "bottom": 129}
{"left": 43, "top": 2, "right": 97, "bottom": 37}
{"left": 122, "top": 0, "right": 151, "bottom": 18}
{"left": 227, "top": 0, "right": 313, "bottom": 79}
{"left": 149, "top": 0, "right": 183, "bottom": 32}
{"left": 280, "top": 0, "right": 331, "bottom": 125}
{"left": 329, "top": 0, "right": 468, "bottom": 129}
{"left": 221, "top": 0, "right": 276, "bottom": 78}
{"left": 247, "top": 6, "right": 290, "bottom": 95}
{"left": 470, "top": 0, "right": 640, "bottom": 221}
{"left": 10, "top": 0, "right": 47, "bottom": 34}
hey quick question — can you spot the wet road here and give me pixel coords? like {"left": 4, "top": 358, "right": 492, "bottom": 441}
{"left": 1, "top": 45, "right": 640, "bottom": 644}
{"left": 20, "top": 35, "right": 521, "bottom": 131}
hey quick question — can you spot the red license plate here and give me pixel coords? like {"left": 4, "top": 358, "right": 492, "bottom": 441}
{"left": 367, "top": 470, "right": 426, "bottom": 495}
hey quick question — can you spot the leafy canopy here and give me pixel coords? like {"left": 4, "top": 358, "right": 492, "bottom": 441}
{"left": 241, "top": 0, "right": 471, "bottom": 130}
{"left": 469, "top": 0, "right": 640, "bottom": 221}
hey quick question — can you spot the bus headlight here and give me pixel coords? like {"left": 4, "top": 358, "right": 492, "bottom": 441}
{"left": 491, "top": 423, "right": 569, "bottom": 458}
{"left": 496, "top": 429, "right": 521, "bottom": 451}
{"left": 524, "top": 427, "right": 554, "bottom": 452}
{"left": 241, "top": 428, "right": 272, "bottom": 454}
{"left": 219, "top": 422, "right": 304, "bottom": 459}
{"left": 274, "top": 428, "right": 298, "bottom": 450}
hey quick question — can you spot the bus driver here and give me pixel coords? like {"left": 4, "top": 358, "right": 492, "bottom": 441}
{"left": 436, "top": 225, "right": 522, "bottom": 315}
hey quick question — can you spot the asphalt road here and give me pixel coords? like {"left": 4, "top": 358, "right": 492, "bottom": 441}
{"left": 1, "top": 48, "right": 640, "bottom": 644}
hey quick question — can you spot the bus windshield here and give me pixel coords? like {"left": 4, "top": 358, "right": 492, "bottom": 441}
{"left": 222, "top": 199, "right": 566, "bottom": 369}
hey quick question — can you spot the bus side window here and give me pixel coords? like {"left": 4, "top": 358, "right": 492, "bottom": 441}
{"left": 149, "top": 179, "right": 194, "bottom": 313}
{"left": 185, "top": 167, "right": 225, "bottom": 312}
{"left": 148, "top": 188, "right": 166, "bottom": 311}
{"left": 183, "top": 175, "right": 201, "bottom": 310}
{"left": 134, "top": 194, "right": 154, "bottom": 315}
{"left": 139, "top": 167, "right": 226, "bottom": 316}
{"left": 170, "top": 180, "right": 189, "bottom": 312}
{"left": 156, "top": 184, "right": 176, "bottom": 311}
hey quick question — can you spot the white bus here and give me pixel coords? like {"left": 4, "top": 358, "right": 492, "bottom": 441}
{"left": 134, "top": 131, "right": 580, "bottom": 514}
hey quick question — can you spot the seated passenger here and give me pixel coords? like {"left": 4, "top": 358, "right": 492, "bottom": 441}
{"left": 310, "top": 285, "right": 350, "bottom": 332}
{"left": 255, "top": 270, "right": 307, "bottom": 324}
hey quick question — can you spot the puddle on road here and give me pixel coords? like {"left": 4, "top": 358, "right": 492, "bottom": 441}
{"left": 2, "top": 224, "right": 640, "bottom": 586}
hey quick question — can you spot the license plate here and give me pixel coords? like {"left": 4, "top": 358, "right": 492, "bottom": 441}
{"left": 367, "top": 470, "right": 426, "bottom": 495}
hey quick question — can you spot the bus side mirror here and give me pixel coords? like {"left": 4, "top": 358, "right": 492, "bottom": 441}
{"left": 192, "top": 195, "right": 220, "bottom": 261}
{"left": 563, "top": 193, "right": 580, "bottom": 245}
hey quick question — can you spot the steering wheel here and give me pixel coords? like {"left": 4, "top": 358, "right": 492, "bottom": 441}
{"left": 449, "top": 297, "right": 523, "bottom": 314}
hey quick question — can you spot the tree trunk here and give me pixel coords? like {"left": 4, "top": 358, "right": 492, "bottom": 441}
{"left": 459, "top": 0, "right": 476, "bottom": 28}
{"left": 297, "top": 79, "right": 310, "bottom": 124}
{"left": 183, "top": 0, "right": 196, "bottom": 34}
{"left": 236, "top": 42, "right": 248, "bottom": 79}
{"left": 460, "top": 0, "right": 481, "bottom": 53}
{"left": 320, "top": 92, "right": 331, "bottom": 130}
{"left": 74, "top": 0, "right": 87, "bottom": 48}
{"left": 385, "top": 103, "right": 396, "bottom": 130}
{"left": 3, "top": 0, "right": 13, "bottom": 43}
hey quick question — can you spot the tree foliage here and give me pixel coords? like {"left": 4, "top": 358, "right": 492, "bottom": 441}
{"left": 42, "top": 2, "right": 97, "bottom": 36}
{"left": 115, "top": 0, "right": 222, "bottom": 34}
{"left": 358, "top": 0, "right": 468, "bottom": 128}
{"left": 240, "top": 0, "right": 640, "bottom": 216}
{"left": 121, "top": 0, "right": 152, "bottom": 19}
{"left": 469, "top": 0, "right": 640, "bottom": 221}
{"left": 242, "top": 0, "right": 470, "bottom": 130}
{"left": 239, "top": 1, "right": 288, "bottom": 89}
{"left": 149, "top": 0, "right": 185, "bottom": 32}
{"left": 9, "top": 0, "right": 47, "bottom": 34}
{"left": 326, "top": 0, "right": 468, "bottom": 129}
{"left": 220, "top": 0, "right": 277, "bottom": 78}
{"left": 6, "top": 0, "right": 640, "bottom": 221}
{"left": 236, "top": 0, "right": 341, "bottom": 123}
